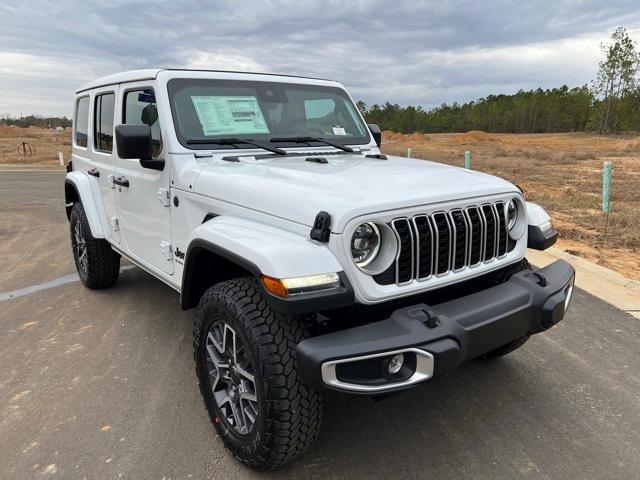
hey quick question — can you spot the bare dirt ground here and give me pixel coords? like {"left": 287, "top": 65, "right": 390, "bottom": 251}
{"left": 382, "top": 131, "right": 640, "bottom": 280}
{"left": 0, "top": 125, "right": 71, "bottom": 165}
{"left": 1, "top": 126, "right": 638, "bottom": 279}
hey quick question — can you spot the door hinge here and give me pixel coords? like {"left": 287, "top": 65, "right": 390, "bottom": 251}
{"left": 110, "top": 217, "right": 120, "bottom": 232}
{"left": 158, "top": 188, "right": 171, "bottom": 207}
{"left": 160, "top": 241, "right": 172, "bottom": 261}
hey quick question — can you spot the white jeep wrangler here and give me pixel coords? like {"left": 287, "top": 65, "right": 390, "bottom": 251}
{"left": 65, "top": 69, "right": 574, "bottom": 470}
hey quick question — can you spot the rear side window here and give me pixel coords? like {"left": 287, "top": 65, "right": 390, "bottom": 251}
{"left": 74, "top": 96, "right": 89, "bottom": 147}
{"left": 94, "top": 93, "right": 115, "bottom": 152}
{"left": 123, "top": 89, "right": 162, "bottom": 157}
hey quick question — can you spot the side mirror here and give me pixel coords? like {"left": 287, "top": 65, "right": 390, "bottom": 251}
{"left": 115, "top": 124, "right": 164, "bottom": 171}
{"left": 368, "top": 123, "right": 382, "bottom": 147}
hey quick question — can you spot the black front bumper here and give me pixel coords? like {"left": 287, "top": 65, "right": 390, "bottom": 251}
{"left": 297, "top": 260, "right": 575, "bottom": 393}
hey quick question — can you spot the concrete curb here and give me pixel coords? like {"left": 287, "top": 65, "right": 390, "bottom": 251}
{"left": 0, "top": 163, "right": 63, "bottom": 168}
{"left": 0, "top": 164, "right": 65, "bottom": 172}
{"left": 527, "top": 246, "right": 640, "bottom": 320}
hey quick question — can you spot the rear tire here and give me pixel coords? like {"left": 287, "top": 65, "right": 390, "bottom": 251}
{"left": 69, "top": 202, "right": 120, "bottom": 289}
{"left": 193, "top": 278, "right": 322, "bottom": 470}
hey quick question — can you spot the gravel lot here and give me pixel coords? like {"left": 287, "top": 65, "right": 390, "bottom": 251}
{"left": 2, "top": 170, "right": 640, "bottom": 479}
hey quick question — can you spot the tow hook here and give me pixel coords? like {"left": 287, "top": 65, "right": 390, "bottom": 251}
{"left": 533, "top": 272, "right": 548, "bottom": 287}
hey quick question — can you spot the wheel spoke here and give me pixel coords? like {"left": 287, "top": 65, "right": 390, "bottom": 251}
{"left": 236, "top": 364, "right": 255, "bottom": 384}
{"left": 237, "top": 399, "right": 250, "bottom": 433}
{"left": 241, "top": 398, "right": 258, "bottom": 427}
{"left": 206, "top": 320, "right": 258, "bottom": 435}
{"left": 206, "top": 338, "right": 230, "bottom": 394}
{"left": 209, "top": 367, "right": 220, "bottom": 392}
{"left": 225, "top": 324, "right": 237, "bottom": 363}
{"left": 209, "top": 330, "right": 225, "bottom": 355}
{"left": 73, "top": 221, "right": 89, "bottom": 275}
{"left": 240, "top": 388, "right": 257, "bottom": 403}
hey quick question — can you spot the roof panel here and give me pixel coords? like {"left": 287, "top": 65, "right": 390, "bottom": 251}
{"left": 75, "top": 69, "right": 164, "bottom": 93}
{"left": 75, "top": 69, "right": 336, "bottom": 94}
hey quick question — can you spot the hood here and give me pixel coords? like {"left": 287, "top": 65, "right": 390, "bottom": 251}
{"left": 192, "top": 153, "right": 517, "bottom": 233}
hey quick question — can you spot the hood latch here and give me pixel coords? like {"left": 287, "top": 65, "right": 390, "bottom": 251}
{"left": 310, "top": 211, "right": 332, "bottom": 242}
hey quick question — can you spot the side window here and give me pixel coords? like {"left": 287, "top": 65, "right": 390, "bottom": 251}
{"left": 94, "top": 93, "right": 115, "bottom": 152}
{"left": 123, "top": 89, "right": 162, "bottom": 157}
{"left": 74, "top": 96, "right": 89, "bottom": 147}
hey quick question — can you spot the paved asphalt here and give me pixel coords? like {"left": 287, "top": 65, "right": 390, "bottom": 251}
{"left": 1, "top": 171, "right": 640, "bottom": 479}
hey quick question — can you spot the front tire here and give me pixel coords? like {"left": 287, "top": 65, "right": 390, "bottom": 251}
{"left": 69, "top": 202, "right": 120, "bottom": 289}
{"left": 193, "top": 278, "right": 322, "bottom": 470}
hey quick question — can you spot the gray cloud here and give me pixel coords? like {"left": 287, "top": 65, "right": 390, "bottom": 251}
{"left": 0, "top": 0, "right": 639, "bottom": 115}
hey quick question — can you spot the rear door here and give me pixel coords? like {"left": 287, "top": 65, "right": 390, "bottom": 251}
{"left": 113, "top": 84, "right": 173, "bottom": 275}
{"left": 73, "top": 89, "right": 120, "bottom": 244}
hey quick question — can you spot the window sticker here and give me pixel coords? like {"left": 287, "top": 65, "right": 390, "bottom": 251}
{"left": 191, "top": 96, "right": 269, "bottom": 136}
{"left": 332, "top": 126, "right": 346, "bottom": 136}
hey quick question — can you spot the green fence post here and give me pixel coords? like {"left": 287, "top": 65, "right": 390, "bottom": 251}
{"left": 602, "top": 161, "right": 612, "bottom": 213}
{"left": 464, "top": 151, "right": 472, "bottom": 169}
{"left": 407, "top": 148, "right": 412, "bottom": 158}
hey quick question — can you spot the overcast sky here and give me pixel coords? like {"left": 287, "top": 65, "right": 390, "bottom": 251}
{"left": 1, "top": 0, "right": 639, "bottom": 117}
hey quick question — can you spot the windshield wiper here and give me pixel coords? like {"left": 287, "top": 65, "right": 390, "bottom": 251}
{"left": 270, "top": 136, "right": 354, "bottom": 153}
{"left": 186, "top": 137, "right": 287, "bottom": 156}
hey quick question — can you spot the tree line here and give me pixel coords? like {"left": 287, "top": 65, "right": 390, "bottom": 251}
{"left": 0, "top": 115, "right": 71, "bottom": 129}
{"left": 359, "top": 27, "right": 640, "bottom": 135}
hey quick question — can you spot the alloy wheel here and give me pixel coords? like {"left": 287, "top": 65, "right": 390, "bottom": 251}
{"left": 73, "top": 221, "right": 88, "bottom": 276}
{"left": 205, "top": 321, "right": 259, "bottom": 435}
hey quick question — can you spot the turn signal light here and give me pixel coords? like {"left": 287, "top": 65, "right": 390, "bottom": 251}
{"left": 261, "top": 276, "right": 288, "bottom": 297}
{"left": 261, "top": 273, "right": 341, "bottom": 298}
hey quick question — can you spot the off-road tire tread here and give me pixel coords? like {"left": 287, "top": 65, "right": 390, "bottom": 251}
{"left": 70, "top": 202, "right": 120, "bottom": 289}
{"left": 193, "top": 277, "right": 322, "bottom": 470}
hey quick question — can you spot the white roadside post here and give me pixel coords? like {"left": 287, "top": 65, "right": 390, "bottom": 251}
{"left": 464, "top": 151, "right": 472, "bottom": 169}
{"left": 602, "top": 161, "right": 612, "bottom": 213}
{"left": 407, "top": 148, "right": 412, "bottom": 158}
{"left": 58, "top": 152, "right": 64, "bottom": 167}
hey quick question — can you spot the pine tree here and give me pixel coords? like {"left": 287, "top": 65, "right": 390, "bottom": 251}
{"left": 593, "top": 27, "right": 640, "bottom": 133}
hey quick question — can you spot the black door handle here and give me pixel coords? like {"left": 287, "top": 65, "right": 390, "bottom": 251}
{"left": 88, "top": 168, "right": 100, "bottom": 178}
{"left": 113, "top": 176, "right": 129, "bottom": 188}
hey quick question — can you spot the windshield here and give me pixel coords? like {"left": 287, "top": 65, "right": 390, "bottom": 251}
{"left": 167, "top": 78, "right": 370, "bottom": 150}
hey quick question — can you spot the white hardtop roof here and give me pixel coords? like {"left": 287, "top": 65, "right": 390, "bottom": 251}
{"left": 75, "top": 69, "right": 335, "bottom": 94}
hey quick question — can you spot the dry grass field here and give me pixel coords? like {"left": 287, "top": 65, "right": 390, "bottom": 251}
{"left": 0, "top": 125, "right": 71, "bottom": 165}
{"left": 383, "top": 131, "right": 640, "bottom": 280}
{"left": 1, "top": 126, "right": 638, "bottom": 279}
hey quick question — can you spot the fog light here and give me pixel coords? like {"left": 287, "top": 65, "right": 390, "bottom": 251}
{"left": 387, "top": 353, "right": 404, "bottom": 374}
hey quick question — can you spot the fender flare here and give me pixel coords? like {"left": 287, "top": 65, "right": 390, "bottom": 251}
{"left": 180, "top": 216, "right": 350, "bottom": 312}
{"left": 525, "top": 202, "right": 558, "bottom": 250}
{"left": 65, "top": 171, "right": 105, "bottom": 238}
{"left": 525, "top": 201, "right": 550, "bottom": 227}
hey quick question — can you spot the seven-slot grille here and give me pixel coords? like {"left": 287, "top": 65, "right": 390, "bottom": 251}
{"left": 374, "top": 201, "right": 511, "bottom": 286}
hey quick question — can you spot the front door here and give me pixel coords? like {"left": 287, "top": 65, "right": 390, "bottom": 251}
{"left": 113, "top": 85, "right": 173, "bottom": 275}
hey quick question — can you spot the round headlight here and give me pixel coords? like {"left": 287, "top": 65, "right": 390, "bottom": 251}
{"left": 351, "top": 222, "right": 381, "bottom": 267}
{"left": 507, "top": 199, "right": 518, "bottom": 230}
